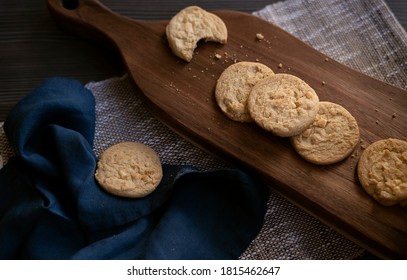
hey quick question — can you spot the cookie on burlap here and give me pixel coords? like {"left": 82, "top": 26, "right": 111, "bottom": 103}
{"left": 247, "top": 73, "right": 319, "bottom": 137}
{"left": 291, "top": 101, "right": 359, "bottom": 165}
{"left": 166, "top": 6, "right": 227, "bottom": 62}
{"left": 95, "top": 142, "right": 163, "bottom": 198}
{"left": 357, "top": 138, "right": 407, "bottom": 207}
{"left": 215, "top": 62, "right": 274, "bottom": 122}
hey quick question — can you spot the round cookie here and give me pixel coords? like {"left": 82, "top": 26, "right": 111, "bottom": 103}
{"left": 247, "top": 73, "right": 319, "bottom": 137}
{"left": 166, "top": 6, "right": 227, "bottom": 62}
{"left": 95, "top": 142, "right": 163, "bottom": 198}
{"left": 357, "top": 138, "right": 407, "bottom": 207}
{"left": 215, "top": 62, "right": 274, "bottom": 122}
{"left": 291, "top": 101, "right": 360, "bottom": 165}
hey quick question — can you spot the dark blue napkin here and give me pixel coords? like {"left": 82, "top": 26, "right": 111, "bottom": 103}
{"left": 0, "top": 77, "right": 269, "bottom": 259}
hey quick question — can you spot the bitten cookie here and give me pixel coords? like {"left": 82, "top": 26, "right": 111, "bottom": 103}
{"left": 215, "top": 62, "right": 274, "bottom": 122}
{"left": 247, "top": 73, "right": 319, "bottom": 137}
{"left": 166, "top": 6, "right": 227, "bottom": 62}
{"left": 95, "top": 142, "right": 163, "bottom": 198}
{"left": 357, "top": 138, "right": 407, "bottom": 207}
{"left": 291, "top": 101, "right": 359, "bottom": 165}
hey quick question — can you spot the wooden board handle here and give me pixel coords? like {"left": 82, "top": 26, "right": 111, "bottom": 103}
{"left": 47, "top": 0, "right": 133, "bottom": 49}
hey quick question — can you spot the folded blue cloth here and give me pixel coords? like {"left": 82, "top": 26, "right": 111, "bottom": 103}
{"left": 0, "top": 77, "right": 269, "bottom": 259}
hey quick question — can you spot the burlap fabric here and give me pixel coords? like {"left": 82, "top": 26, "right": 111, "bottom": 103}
{"left": 1, "top": 0, "right": 406, "bottom": 259}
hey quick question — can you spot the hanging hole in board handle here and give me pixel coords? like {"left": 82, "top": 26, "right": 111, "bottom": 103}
{"left": 61, "top": 0, "right": 79, "bottom": 10}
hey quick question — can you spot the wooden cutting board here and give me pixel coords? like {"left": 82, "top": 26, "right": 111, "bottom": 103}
{"left": 47, "top": 0, "right": 407, "bottom": 258}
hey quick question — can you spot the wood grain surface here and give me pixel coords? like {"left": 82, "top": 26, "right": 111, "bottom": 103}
{"left": 47, "top": 0, "right": 407, "bottom": 258}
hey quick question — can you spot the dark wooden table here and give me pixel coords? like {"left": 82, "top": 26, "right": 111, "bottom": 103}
{"left": 0, "top": 0, "right": 406, "bottom": 121}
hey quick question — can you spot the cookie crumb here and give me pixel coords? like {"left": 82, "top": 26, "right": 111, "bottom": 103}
{"left": 325, "top": 57, "right": 329, "bottom": 62}
{"left": 256, "top": 33, "right": 264, "bottom": 40}
{"left": 321, "top": 81, "right": 326, "bottom": 85}
{"left": 215, "top": 53, "right": 222, "bottom": 60}
{"left": 392, "top": 113, "right": 397, "bottom": 119}
{"left": 278, "top": 63, "right": 283, "bottom": 68}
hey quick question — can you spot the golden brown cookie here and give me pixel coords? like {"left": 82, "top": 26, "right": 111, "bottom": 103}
{"left": 247, "top": 73, "right": 319, "bottom": 137}
{"left": 357, "top": 138, "right": 407, "bottom": 206}
{"left": 291, "top": 101, "right": 359, "bottom": 165}
{"left": 215, "top": 62, "right": 274, "bottom": 122}
{"left": 166, "top": 6, "right": 227, "bottom": 62}
{"left": 95, "top": 142, "right": 163, "bottom": 198}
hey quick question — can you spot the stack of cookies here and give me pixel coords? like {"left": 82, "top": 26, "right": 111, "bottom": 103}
{"left": 215, "top": 61, "right": 360, "bottom": 166}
